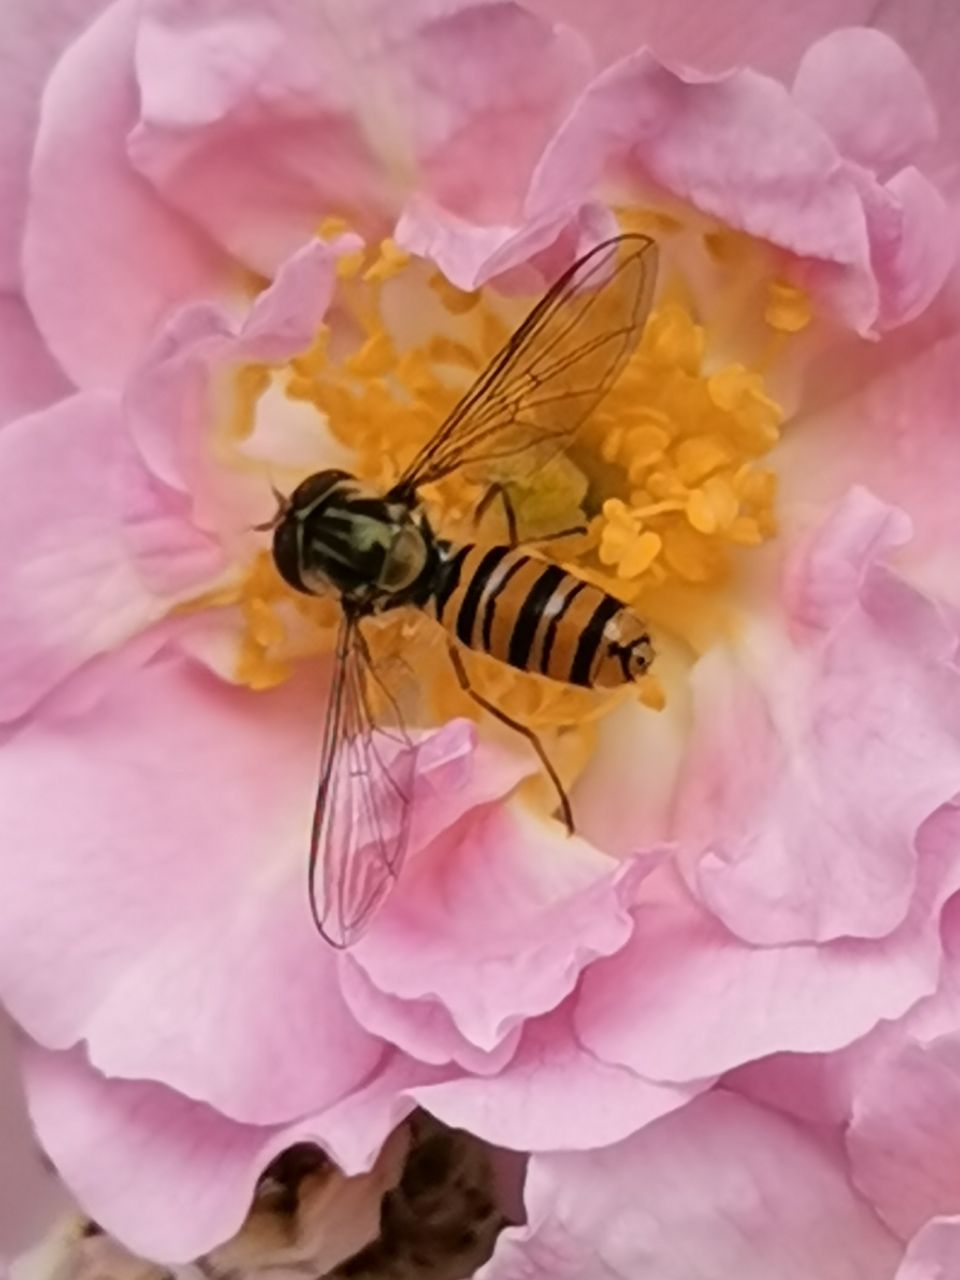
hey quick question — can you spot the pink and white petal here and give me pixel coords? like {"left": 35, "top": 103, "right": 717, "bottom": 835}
{"left": 126, "top": 233, "right": 358, "bottom": 513}
{"left": 0, "top": 643, "right": 383, "bottom": 1121}
{"left": 525, "top": 48, "right": 953, "bottom": 334}
{"left": 0, "top": 1012, "right": 67, "bottom": 1263}
{"left": 872, "top": 2, "right": 960, "bottom": 193}
{"left": 846, "top": 902, "right": 960, "bottom": 1241}
{"left": 528, "top": 2, "right": 960, "bottom": 189}
{"left": 722, "top": 1026, "right": 896, "bottom": 1128}
{"left": 576, "top": 812, "right": 960, "bottom": 1083}
{"left": 780, "top": 323, "right": 960, "bottom": 610}
{"left": 525, "top": 52, "right": 878, "bottom": 326}
{"left": 130, "top": 0, "right": 590, "bottom": 277}
{"left": 896, "top": 1217, "right": 960, "bottom": 1280}
{"left": 0, "top": 294, "right": 71, "bottom": 428}
{"left": 793, "top": 29, "right": 938, "bottom": 175}
{"left": 339, "top": 963, "right": 523, "bottom": 1075}
{"left": 21, "top": 1043, "right": 409, "bottom": 1265}
{"left": 0, "top": 0, "right": 115, "bottom": 288}
{"left": 0, "top": 393, "right": 221, "bottom": 723}
{"left": 477, "top": 1090, "right": 901, "bottom": 1280}
{"left": 525, "top": 0, "right": 878, "bottom": 78}
{"left": 347, "top": 807, "right": 656, "bottom": 1056}
{"left": 674, "top": 490, "right": 960, "bottom": 946}
{"left": 0, "top": 633, "right": 527, "bottom": 1123}
{"left": 409, "top": 1004, "right": 702, "bottom": 1153}
{"left": 23, "top": 0, "right": 231, "bottom": 391}
{"left": 862, "top": 165, "right": 955, "bottom": 330}
{"left": 848, "top": 1034, "right": 960, "bottom": 1242}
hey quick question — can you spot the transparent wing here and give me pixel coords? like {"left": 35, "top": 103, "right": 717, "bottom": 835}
{"left": 392, "top": 233, "right": 658, "bottom": 496}
{"left": 308, "top": 611, "right": 416, "bottom": 948}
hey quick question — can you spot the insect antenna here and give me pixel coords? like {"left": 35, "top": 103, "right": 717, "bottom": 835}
{"left": 251, "top": 481, "right": 291, "bottom": 532}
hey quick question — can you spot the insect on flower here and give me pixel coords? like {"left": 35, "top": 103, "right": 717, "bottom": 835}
{"left": 262, "top": 234, "right": 659, "bottom": 947}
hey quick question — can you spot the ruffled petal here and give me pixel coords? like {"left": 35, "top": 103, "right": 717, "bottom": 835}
{"left": 129, "top": 0, "right": 589, "bottom": 275}
{"left": 409, "top": 1004, "right": 702, "bottom": 1152}
{"left": 126, "top": 233, "right": 356, "bottom": 509}
{"left": 22, "top": 0, "right": 231, "bottom": 389}
{"left": 345, "top": 808, "right": 653, "bottom": 1058}
{"left": 780, "top": 328, "right": 960, "bottom": 609}
{"left": 522, "top": 40, "right": 952, "bottom": 334}
{"left": 0, "top": 0, "right": 114, "bottom": 287}
{"left": 0, "top": 1011, "right": 67, "bottom": 1261}
{"left": 21, "top": 1042, "right": 408, "bottom": 1264}
{"left": 0, "top": 632, "right": 532, "bottom": 1124}
{"left": 0, "top": 294, "right": 71, "bottom": 428}
{"left": 675, "top": 490, "right": 960, "bottom": 946}
{"left": 0, "top": 393, "right": 221, "bottom": 722}
{"left": 477, "top": 1091, "right": 900, "bottom": 1280}
{"left": 575, "top": 808, "right": 960, "bottom": 1082}
{"left": 525, "top": 0, "right": 878, "bottom": 79}
{"left": 847, "top": 898, "right": 960, "bottom": 1239}
{"left": 0, "top": 644, "right": 383, "bottom": 1121}
{"left": 793, "top": 29, "right": 938, "bottom": 174}
{"left": 896, "top": 1217, "right": 960, "bottom": 1280}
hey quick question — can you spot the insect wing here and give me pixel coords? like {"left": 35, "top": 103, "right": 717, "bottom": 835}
{"left": 308, "top": 613, "right": 416, "bottom": 948}
{"left": 394, "top": 233, "right": 658, "bottom": 495}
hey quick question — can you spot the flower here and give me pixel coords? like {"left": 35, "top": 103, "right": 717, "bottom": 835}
{"left": 1, "top": 1, "right": 960, "bottom": 1277}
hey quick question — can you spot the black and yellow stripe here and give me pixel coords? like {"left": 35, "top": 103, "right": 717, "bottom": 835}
{"left": 428, "top": 543, "right": 653, "bottom": 688}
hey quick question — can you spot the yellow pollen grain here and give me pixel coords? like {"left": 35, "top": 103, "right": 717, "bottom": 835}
{"left": 765, "top": 278, "right": 812, "bottom": 332}
{"left": 429, "top": 271, "right": 481, "bottom": 315}
{"left": 213, "top": 214, "right": 785, "bottom": 753}
{"left": 317, "top": 215, "right": 352, "bottom": 241}
{"left": 364, "top": 238, "right": 411, "bottom": 283}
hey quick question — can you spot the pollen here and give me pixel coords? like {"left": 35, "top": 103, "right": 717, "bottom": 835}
{"left": 211, "top": 214, "right": 796, "bottom": 765}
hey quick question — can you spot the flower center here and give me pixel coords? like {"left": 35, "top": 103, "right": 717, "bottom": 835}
{"left": 214, "top": 215, "right": 805, "bottom": 764}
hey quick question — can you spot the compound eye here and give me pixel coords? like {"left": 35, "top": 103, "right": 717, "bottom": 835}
{"left": 271, "top": 516, "right": 307, "bottom": 592}
{"left": 377, "top": 526, "right": 427, "bottom": 591}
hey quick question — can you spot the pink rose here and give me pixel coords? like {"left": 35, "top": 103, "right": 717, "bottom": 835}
{"left": 1, "top": 2, "right": 959, "bottom": 1277}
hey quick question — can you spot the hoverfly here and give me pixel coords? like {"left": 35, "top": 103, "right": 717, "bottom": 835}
{"left": 264, "top": 233, "right": 658, "bottom": 947}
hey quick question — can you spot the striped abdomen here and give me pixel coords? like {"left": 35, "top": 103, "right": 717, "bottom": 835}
{"left": 427, "top": 544, "right": 653, "bottom": 688}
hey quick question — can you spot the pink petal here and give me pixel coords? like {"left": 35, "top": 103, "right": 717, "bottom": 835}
{"left": 846, "top": 901, "right": 960, "bottom": 1239}
{"left": 527, "top": 5, "right": 960, "bottom": 192}
{"left": 0, "top": 644, "right": 382, "bottom": 1121}
{"left": 0, "top": 0, "right": 114, "bottom": 288}
{"left": 346, "top": 807, "right": 653, "bottom": 1057}
{"left": 0, "top": 294, "right": 70, "bottom": 428}
{"left": 0, "top": 1013, "right": 66, "bottom": 1262}
{"left": 780, "top": 331, "right": 960, "bottom": 608}
{"left": 0, "top": 393, "right": 221, "bottom": 722}
{"left": 127, "top": 234, "right": 355, "bottom": 504}
{"left": 896, "top": 1217, "right": 960, "bottom": 1280}
{"left": 722, "top": 1030, "right": 893, "bottom": 1128}
{"left": 0, "top": 632, "right": 527, "bottom": 1123}
{"left": 793, "top": 29, "right": 938, "bottom": 174}
{"left": 409, "top": 1004, "right": 702, "bottom": 1152}
{"left": 521, "top": 45, "right": 951, "bottom": 334}
{"left": 21, "top": 1042, "right": 410, "bottom": 1264}
{"left": 477, "top": 1091, "right": 900, "bottom": 1280}
{"left": 575, "top": 810, "right": 960, "bottom": 1083}
{"left": 849, "top": 1035, "right": 960, "bottom": 1241}
{"left": 524, "top": 0, "right": 879, "bottom": 78}
{"left": 677, "top": 490, "right": 960, "bottom": 947}
{"left": 22, "top": 0, "right": 230, "bottom": 390}
{"left": 129, "top": 0, "right": 589, "bottom": 276}
{"left": 868, "top": 4, "right": 960, "bottom": 193}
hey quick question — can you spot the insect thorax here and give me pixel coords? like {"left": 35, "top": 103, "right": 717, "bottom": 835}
{"left": 272, "top": 470, "right": 438, "bottom": 609}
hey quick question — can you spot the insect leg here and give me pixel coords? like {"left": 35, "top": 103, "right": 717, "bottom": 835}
{"left": 475, "top": 483, "right": 519, "bottom": 546}
{"left": 525, "top": 523, "right": 587, "bottom": 544}
{"left": 446, "top": 642, "right": 575, "bottom": 834}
